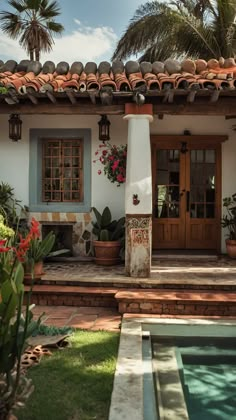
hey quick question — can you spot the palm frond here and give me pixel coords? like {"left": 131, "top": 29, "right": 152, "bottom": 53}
{"left": 113, "top": 0, "right": 236, "bottom": 62}
{"left": 112, "top": 2, "right": 180, "bottom": 61}
{"left": 46, "top": 20, "right": 64, "bottom": 33}
{"left": 0, "top": 12, "right": 23, "bottom": 39}
{"left": 8, "top": 0, "right": 27, "bottom": 13}
{"left": 39, "top": 0, "right": 61, "bottom": 18}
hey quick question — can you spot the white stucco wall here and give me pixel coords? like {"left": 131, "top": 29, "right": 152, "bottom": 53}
{"left": 0, "top": 113, "right": 235, "bottom": 252}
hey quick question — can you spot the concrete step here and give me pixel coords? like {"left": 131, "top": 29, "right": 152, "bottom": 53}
{"left": 115, "top": 289, "right": 236, "bottom": 316}
{"left": 24, "top": 284, "right": 118, "bottom": 308}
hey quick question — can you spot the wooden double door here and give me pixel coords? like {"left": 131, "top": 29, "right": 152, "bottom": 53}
{"left": 152, "top": 136, "right": 225, "bottom": 251}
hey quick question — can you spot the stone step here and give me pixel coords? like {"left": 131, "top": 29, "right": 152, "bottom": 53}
{"left": 24, "top": 284, "right": 118, "bottom": 308}
{"left": 115, "top": 289, "right": 236, "bottom": 316}
{"left": 38, "top": 276, "right": 236, "bottom": 291}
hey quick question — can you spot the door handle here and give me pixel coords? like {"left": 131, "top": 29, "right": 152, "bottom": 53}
{"left": 186, "top": 191, "right": 190, "bottom": 212}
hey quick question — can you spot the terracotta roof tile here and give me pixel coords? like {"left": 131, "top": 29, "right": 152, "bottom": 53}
{"left": 0, "top": 58, "right": 236, "bottom": 103}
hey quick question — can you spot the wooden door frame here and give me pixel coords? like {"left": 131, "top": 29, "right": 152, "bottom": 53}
{"left": 151, "top": 135, "right": 228, "bottom": 252}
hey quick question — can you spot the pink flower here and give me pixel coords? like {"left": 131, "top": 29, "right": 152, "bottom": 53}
{"left": 102, "top": 150, "right": 108, "bottom": 156}
{"left": 112, "top": 160, "right": 120, "bottom": 172}
{"left": 95, "top": 151, "right": 98, "bottom": 155}
{"left": 98, "top": 170, "right": 102, "bottom": 175}
{"left": 117, "top": 174, "right": 125, "bottom": 183}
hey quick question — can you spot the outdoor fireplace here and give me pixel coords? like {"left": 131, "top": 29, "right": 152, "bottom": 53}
{"left": 42, "top": 223, "right": 73, "bottom": 256}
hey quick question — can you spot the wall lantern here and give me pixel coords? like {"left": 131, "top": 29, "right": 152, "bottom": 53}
{"left": 9, "top": 113, "right": 22, "bottom": 142}
{"left": 98, "top": 115, "right": 110, "bottom": 142}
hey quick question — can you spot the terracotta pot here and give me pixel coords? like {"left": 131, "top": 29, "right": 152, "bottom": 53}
{"left": 93, "top": 240, "right": 121, "bottom": 265}
{"left": 226, "top": 239, "right": 236, "bottom": 258}
{"left": 24, "top": 261, "right": 44, "bottom": 284}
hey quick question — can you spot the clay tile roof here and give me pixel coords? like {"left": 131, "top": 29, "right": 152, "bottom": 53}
{"left": 0, "top": 58, "right": 236, "bottom": 105}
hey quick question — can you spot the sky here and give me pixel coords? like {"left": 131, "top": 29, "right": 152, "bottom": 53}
{"left": 0, "top": 0, "right": 144, "bottom": 64}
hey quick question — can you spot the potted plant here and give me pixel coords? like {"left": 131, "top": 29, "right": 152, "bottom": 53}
{"left": 222, "top": 193, "right": 236, "bottom": 258}
{"left": 23, "top": 218, "right": 55, "bottom": 282}
{"left": 92, "top": 206, "right": 125, "bottom": 265}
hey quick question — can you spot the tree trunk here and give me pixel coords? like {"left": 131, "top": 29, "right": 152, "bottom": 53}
{"left": 35, "top": 49, "right": 40, "bottom": 62}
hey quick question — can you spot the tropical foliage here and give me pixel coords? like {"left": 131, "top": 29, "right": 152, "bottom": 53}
{"left": 92, "top": 206, "right": 125, "bottom": 242}
{"left": 112, "top": 0, "right": 236, "bottom": 62}
{"left": 0, "top": 0, "right": 64, "bottom": 61}
{"left": 222, "top": 193, "right": 236, "bottom": 240}
{"left": 0, "top": 225, "right": 42, "bottom": 419}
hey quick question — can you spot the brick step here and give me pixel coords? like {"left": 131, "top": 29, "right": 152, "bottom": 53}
{"left": 115, "top": 289, "right": 236, "bottom": 316}
{"left": 24, "top": 285, "right": 118, "bottom": 308}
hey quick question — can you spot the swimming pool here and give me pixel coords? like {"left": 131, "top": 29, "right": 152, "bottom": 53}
{"left": 109, "top": 318, "right": 236, "bottom": 420}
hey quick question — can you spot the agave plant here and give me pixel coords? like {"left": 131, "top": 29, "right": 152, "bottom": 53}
{"left": 92, "top": 207, "right": 125, "bottom": 242}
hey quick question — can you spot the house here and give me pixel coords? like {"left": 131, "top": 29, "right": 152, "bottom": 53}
{"left": 0, "top": 57, "right": 235, "bottom": 278}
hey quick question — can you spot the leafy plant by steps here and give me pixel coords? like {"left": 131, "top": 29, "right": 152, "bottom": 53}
{"left": 92, "top": 206, "right": 125, "bottom": 242}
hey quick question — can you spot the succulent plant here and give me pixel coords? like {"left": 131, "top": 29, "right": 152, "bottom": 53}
{"left": 92, "top": 207, "right": 125, "bottom": 242}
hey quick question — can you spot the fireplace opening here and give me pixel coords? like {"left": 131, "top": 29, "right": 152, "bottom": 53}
{"left": 42, "top": 224, "right": 73, "bottom": 257}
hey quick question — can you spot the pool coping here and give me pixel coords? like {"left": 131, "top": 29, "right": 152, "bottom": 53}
{"left": 109, "top": 317, "right": 236, "bottom": 420}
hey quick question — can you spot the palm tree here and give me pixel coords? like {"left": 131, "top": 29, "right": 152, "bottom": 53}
{"left": 112, "top": 0, "right": 236, "bottom": 62}
{"left": 0, "top": 0, "right": 64, "bottom": 61}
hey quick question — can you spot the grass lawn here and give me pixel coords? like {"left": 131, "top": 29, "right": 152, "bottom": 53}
{"left": 17, "top": 330, "right": 120, "bottom": 420}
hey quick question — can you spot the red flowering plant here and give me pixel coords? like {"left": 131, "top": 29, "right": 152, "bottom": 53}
{"left": 94, "top": 143, "right": 127, "bottom": 187}
{"left": 0, "top": 219, "right": 43, "bottom": 419}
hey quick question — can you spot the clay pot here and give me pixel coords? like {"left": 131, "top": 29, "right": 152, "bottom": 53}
{"left": 226, "top": 239, "right": 236, "bottom": 258}
{"left": 93, "top": 241, "right": 121, "bottom": 265}
{"left": 24, "top": 260, "right": 44, "bottom": 284}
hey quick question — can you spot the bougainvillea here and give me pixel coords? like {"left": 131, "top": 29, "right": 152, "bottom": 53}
{"left": 94, "top": 143, "right": 127, "bottom": 187}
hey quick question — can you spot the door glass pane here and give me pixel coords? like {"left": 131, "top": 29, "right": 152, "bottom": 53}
{"left": 155, "top": 149, "right": 180, "bottom": 218}
{"left": 205, "top": 150, "right": 215, "bottom": 163}
{"left": 190, "top": 149, "right": 216, "bottom": 219}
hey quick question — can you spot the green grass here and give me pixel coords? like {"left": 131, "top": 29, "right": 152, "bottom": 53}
{"left": 17, "top": 330, "right": 120, "bottom": 420}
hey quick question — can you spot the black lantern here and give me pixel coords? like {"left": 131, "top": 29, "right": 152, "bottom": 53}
{"left": 9, "top": 114, "right": 22, "bottom": 142}
{"left": 98, "top": 115, "right": 110, "bottom": 142}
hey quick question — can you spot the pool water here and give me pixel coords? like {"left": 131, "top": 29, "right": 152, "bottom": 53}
{"left": 151, "top": 332, "right": 236, "bottom": 420}
{"left": 183, "top": 361, "right": 236, "bottom": 420}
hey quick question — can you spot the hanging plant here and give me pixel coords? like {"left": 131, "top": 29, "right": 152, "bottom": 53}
{"left": 94, "top": 143, "right": 127, "bottom": 187}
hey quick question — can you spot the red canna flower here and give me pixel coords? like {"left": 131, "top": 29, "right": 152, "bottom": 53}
{"left": 30, "top": 218, "right": 40, "bottom": 238}
{"left": 0, "top": 246, "right": 11, "bottom": 253}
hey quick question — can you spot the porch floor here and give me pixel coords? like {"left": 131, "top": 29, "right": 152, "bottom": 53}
{"left": 26, "top": 256, "right": 236, "bottom": 317}
{"left": 40, "top": 256, "right": 236, "bottom": 289}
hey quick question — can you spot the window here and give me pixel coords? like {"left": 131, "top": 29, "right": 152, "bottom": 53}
{"left": 29, "top": 128, "right": 91, "bottom": 213}
{"left": 42, "top": 139, "right": 83, "bottom": 202}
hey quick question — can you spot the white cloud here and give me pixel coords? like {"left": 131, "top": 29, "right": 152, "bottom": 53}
{"left": 0, "top": 23, "right": 118, "bottom": 65}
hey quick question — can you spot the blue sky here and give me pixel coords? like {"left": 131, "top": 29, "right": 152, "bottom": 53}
{"left": 0, "top": 0, "right": 144, "bottom": 64}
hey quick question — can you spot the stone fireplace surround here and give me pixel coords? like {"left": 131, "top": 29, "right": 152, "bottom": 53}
{"left": 29, "top": 212, "right": 93, "bottom": 257}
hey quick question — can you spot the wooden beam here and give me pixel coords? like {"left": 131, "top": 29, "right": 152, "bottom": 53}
{"left": 210, "top": 90, "right": 220, "bottom": 103}
{"left": 65, "top": 90, "right": 77, "bottom": 105}
{"left": 187, "top": 90, "right": 197, "bottom": 103}
{"left": 0, "top": 96, "right": 235, "bottom": 115}
{"left": 27, "top": 93, "right": 38, "bottom": 105}
{"left": 46, "top": 91, "right": 57, "bottom": 104}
